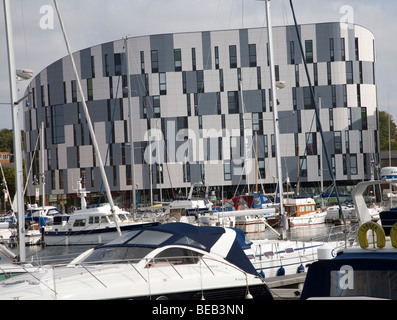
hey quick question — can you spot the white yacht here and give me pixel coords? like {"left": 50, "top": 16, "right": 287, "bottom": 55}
{"left": 43, "top": 203, "right": 158, "bottom": 246}
{"left": 0, "top": 223, "right": 273, "bottom": 300}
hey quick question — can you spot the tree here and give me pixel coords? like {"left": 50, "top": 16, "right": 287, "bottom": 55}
{"left": 0, "top": 129, "right": 13, "bottom": 152}
{"left": 379, "top": 111, "right": 397, "bottom": 151}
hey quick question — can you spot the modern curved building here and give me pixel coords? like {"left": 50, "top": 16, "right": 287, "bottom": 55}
{"left": 24, "top": 22, "right": 379, "bottom": 210}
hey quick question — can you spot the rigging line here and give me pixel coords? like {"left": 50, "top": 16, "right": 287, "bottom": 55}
{"left": 98, "top": 64, "right": 124, "bottom": 205}
{"left": 288, "top": 0, "right": 346, "bottom": 228}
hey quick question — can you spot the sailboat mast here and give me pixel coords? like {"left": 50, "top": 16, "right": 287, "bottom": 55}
{"left": 53, "top": 0, "right": 121, "bottom": 236}
{"left": 124, "top": 38, "right": 137, "bottom": 214}
{"left": 264, "top": 0, "right": 287, "bottom": 238}
{"left": 3, "top": 0, "right": 26, "bottom": 262}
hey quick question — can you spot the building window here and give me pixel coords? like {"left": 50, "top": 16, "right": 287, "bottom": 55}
{"left": 331, "top": 154, "right": 336, "bottom": 176}
{"left": 294, "top": 133, "right": 299, "bottom": 156}
{"left": 151, "top": 50, "right": 159, "bottom": 73}
{"left": 191, "top": 48, "right": 196, "bottom": 71}
{"left": 304, "top": 87, "right": 313, "bottom": 109}
{"left": 297, "top": 110, "right": 302, "bottom": 133}
{"left": 153, "top": 95, "right": 160, "bottom": 117}
{"left": 221, "top": 114, "right": 226, "bottom": 129}
{"left": 275, "top": 65, "right": 280, "bottom": 82}
{"left": 41, "top": 85, "right": 46, "bottom": 107}
{"left": 114, "top": 53, "right": 123, "bottom": 76}
{"left": 329, "top": 38, "right": 334, "bottom": 61}
{"left": 269, "top": 88, "right": 273, "bottom": 112}
{"left": 361, "top": 107, "right": 367, "bottom": 130}
{"left": 345, "top": 130, "right": 350, "bottom": 153}
{"left": 348, "top": 108, "right": 352, "bottom": 130}
{"left": 224, "top": 161, "right": 231, "bottom": 181}
{"left": 71, "top": 80, "right": 77, "bottom": 103}
{"left": 197, "top": 70, "right": 204, "bottom": 93}
{"left": 186, "top": 93, "right": 191, "bottom": 116}
{"left": 299, "top": 156, "right": 307, "bottom": 177}
{"left": 216, "top": 92, "right": 221, "bottom": 115}
{"left": 327, "top": 62, "right": 332, "bottom": 85}
{"left": 258, "top": 158, "right": 265, "bottom": 179}
{"left": 156, "top": 164, "right": 164, "bottom": 184}
{"left": 87, "top": 78, "right": 93, "bottom": 101}
{"left": 313, "top": 63, "right": 318, "bottom": 86}
{"left": 295, "top": 64, "right": 299, "bottom": 87}
{"left": 343, "top": 85, "right": 347, "bottom": 107}
{"left": 174, "top": 49, "right": 182, "bottom": 72}
{"left": 305, "top": 40, "right": 313, "bottom": 63}
{"left": 215, "top": 46, "right": 219, "bottom": 69}
{"left": 261, "top": 89, "right": 266, "bottom": 112}
{"left": 249, "top": 44, "right": 257, "bottom": 67}
{"left": 264, "top": 135, "right": 268, "bottom": 158}
{"left": 343, "top": 154, "right": 347, "bottom": 175}
{"left": 332, "top": 85, "right": 336, "bottom": 108}
{"left": 271, "top": 134, "right": 275, "bottom": 157}
{"left": 252, "top": 113, "right": 263, "bottom": 135}
{"left": 229, "top": 45, "right": 237, "bottom": 68}
{"left": 51, "top": 105, "right": 65, "bottom": 144}
{"left": 104, "top": 54, "right": 109, "bottom": 76}
{"left": 306, "top": 132, "right": 317, "bottom": 155}
{"left": 329, "top": 108, "right": 334, "bottom": 131}
{"left": 183, "top": 162, "right": 191, "bottom": 183}
{"left": 355, "top": 37, "right": 359, "bottom": 60}
{"left": 351, "top": 154, "right": 358, "bottom": 175}
{"left": 346, "top": 61, "right": 353, "bottom": 84}
{"left": 140, "top": 51, "right": 145, "bottom": 74}
{"left": 228, "top": 91, "right": 239, "bottom": 114}
{"left": 357, "top": 84, "right": 361, "bottom": 107}
{"left": 292, "top": 87, "right": 297, "bottom": 110}
{"left": 159, "top": 72, "right": 166, "bottom": 95}
{"left": 341, "top": 38, "right": 346, "bottom": 61}
{"left": 359, "top": 61, "right": 363, "bottom": 84}
{"left": 219, "top": 69, "right": 224, "bottom": 92}
{"left": 334, "top": 131, "right": 342, "bottom": 154}
{"left": 290, "top": 41, "right": 295, "bottom": 64}
{"left": 257, "top": 66, "right": 262, "bottom": 90}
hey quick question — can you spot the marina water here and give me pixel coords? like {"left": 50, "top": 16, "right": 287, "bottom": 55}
{"left": 0, "top": 223, "right": 351, "bottom": 266}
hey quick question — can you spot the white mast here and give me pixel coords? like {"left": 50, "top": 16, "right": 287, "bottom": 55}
{"left": 53, "top": 0, "right": 121, "bottom": 236}
{"left": 3, "top": 0, "right": 26, "bottom": 262}
{"left": 263, "top": 0, "right": 287, "bottom": 238}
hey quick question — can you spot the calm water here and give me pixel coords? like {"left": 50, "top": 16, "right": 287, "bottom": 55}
{"left": 1, "top": 222, "right": 355, "bottom": 265}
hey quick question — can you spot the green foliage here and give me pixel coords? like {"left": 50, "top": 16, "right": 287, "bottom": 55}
{"left": 379, "top": 111, "right": 397, "bottom": 151}
{"left": 0, "top": 129, "right": 13, "bottom": 152}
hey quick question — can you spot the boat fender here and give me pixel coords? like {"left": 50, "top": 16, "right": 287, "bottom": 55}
{"left": 390, "top": 222, "right": 397, "bottom": 248}
{"left": 358, "top": 221, "right": 386, "bottom": 249}
{"left": 297, "top": 264, "right": 305, "bottom": 273}
{"left": 277, "top": 266, "right": 285, "bottom": 276}
{"left": 260, "top": 270, "right": 266, "bottom": 279}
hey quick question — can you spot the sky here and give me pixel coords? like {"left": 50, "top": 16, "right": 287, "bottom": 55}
{"left": 0, "top": 0, "right": 396, "bottom": 130}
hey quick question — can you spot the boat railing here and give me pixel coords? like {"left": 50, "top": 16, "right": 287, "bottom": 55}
{"left": 16, "top": 254, "right": 258, "bottom": 299}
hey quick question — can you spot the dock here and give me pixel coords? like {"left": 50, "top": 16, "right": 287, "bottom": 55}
{"left": 265, "top": 273, "right": 307, "bottom": 300}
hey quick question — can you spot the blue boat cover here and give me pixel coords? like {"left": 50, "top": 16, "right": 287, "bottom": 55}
{"left": 301, "top": 251, "right": 397, "bottom": 299}
{"left": 100, "top": 222, "right": 259, "bottom": 276}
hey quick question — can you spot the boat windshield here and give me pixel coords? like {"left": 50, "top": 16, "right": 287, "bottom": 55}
{"left": 80, "top": 246, "right": 154, "bottom": 264}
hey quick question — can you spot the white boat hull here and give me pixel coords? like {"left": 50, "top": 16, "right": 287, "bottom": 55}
{"left": 43, "top": 222, "right": 158, "bottom": 246}
{"left": 289, "top": 211, "right": 327, "bottom": 227}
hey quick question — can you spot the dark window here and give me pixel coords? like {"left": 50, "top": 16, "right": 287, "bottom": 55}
{"left": 249, "top": 44, "right": 257, "bottom": 67}
{"left": 229, "top": 45, "right": 237, "bottom": 68}
{"left": 151, "top": 50, "right": 159, "bottom": 73}
{"left": 174, "top": 49, "right": 182, "bottom": 72}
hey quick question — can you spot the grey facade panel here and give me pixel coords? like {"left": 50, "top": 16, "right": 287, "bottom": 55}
{"left": 202, "top": 31, "right": 212, "bottom": 70}
{"left": 239, "top": 29, "right": 249, "bottom": 68}
{"left": 150, "top": 34, "right": 174, "bottom": 73}
{"left": 80, "top": 48, "right": 93, "bottom": 80}
{"left": 102, "top": 42, "right": 115, "bottom": 77}
{"left": 315, "top": 23, "right": 341, "bottom": 63}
